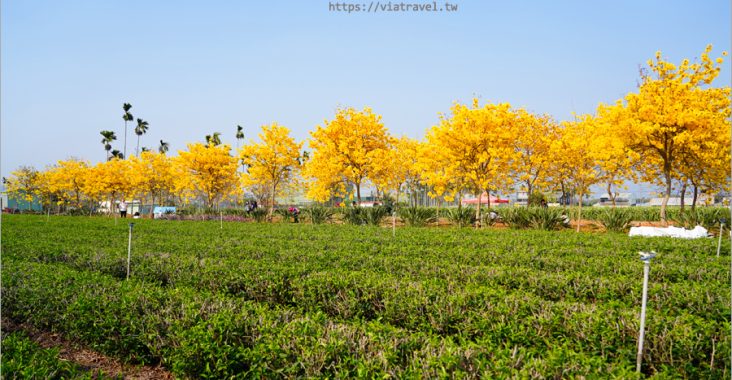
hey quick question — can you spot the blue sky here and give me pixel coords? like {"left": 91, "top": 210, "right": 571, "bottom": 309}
{"left": 2, "top": 1, "right": 730, "bottom": 197}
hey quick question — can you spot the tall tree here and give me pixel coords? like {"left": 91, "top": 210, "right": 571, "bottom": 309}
{"left": 511, "top": 110, "right": 558, "bottom": 205}
{"left": 235, "top": 125, "right": 244, "bottom": 149}
{"left": 110, "top": 150, "right": 124, "bottom": 160}
{"left": 608, "top": 45, "right": 730, "bottom": 222}
{"left": 370, "top": 136, "right": 422, "bottom": 209}
{"left": 303, "top": 107, "right": 391, "bottom": 204}
{"left": 552, "top": 115, "right": 603, "bottom": 232}
{"left": 423, "top": 99, "right": 519, "bottom": 222}
{"left": 100, "top": 130, "right": 117, "bottom": 161}
{"left": 159, "top": 140, "right": 170, "bottom": 154}
{"left": 173, "top": 143, "right": 241, "bottom": 208}
{"left": 239, "top": 123, "right": 303, "bottom": 218}
{"left": 205, "top": 132, "right": 222, "bottom": 147}
{"left": 5, "top": 166, "right": 39, "bottom": 211}
{"left": 122, "top": 103, "right": 133, "bottom": 159}
{"left": 134, "top": 118, "right": 149, "bottom": 156}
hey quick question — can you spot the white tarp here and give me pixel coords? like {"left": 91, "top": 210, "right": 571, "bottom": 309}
{"left": 628, "top": 225, "right": 709, "bottom": 239}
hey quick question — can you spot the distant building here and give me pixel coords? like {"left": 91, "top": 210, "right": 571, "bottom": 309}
{"left": 644, "top": 194, "right": 714, "bottom": 206}
{"left": 594, "top": 193, "right": 635, "bottom": 207}
{"left": 3, "top": 190, "right": 42, "bottom": 212}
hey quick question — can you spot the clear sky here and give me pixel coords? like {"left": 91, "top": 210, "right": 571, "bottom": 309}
{"left": 2, "top": 1, "right": 730, "bottom": 198}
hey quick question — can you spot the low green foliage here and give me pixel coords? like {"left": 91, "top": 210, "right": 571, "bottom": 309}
{"left": 598, "top": 208, "right": 634, "bottom": 232}
{"left": 446, "top": 207, "right": 476, "bottom": 227}
{"left": 499, "top": 207, "right": 531, "bottom": 229}
{"left": 250, "top": 208, "right": 268, "bottom": 222}
{"left": 1, "top": 331, "right": 115, "bottom": 379}
{"left": 526, "top": 207, "right": 566, "bottom": 230}
{"left": 303, "top": 205, "right": 335, "bottom": 224}
{"left": 2, "top": 215, "right": 730, "bottom": 378}
{"left": 398, "top": 206, "right": 436, "bottom": 227}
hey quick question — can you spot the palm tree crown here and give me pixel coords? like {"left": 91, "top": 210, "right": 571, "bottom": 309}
{"left": 159, "top": 140, "right": 170, "bottom": 154}
{"left": 100, "top": 130, "right": 117, "bottom": 160}
{"left": 205, "top": 132, "right": 222, "bottom": 147}
{"left": 134, "top": 118, "right": 150, "bottom": 156}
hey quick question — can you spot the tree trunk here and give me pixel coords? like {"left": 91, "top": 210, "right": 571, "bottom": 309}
{"left": 396, "top": 187, "right": 400, "bottom": 212}
{"left": 486, "top": 190, "right": 492, "bottom": 209}
{"left": 691, "top": 184, "right": 699, "bottom": 211}
{"left": 356, "top": 183, "right": 362, "bottom": 205}
{"left": 607, "top": 182, "right": 616, "bottom": 207}
{"left": 576, "top": 189, "right": 583, "bottom": 233}
{"left": 679, "top": 181, "right": 687, "bottom": 212}
{"left": 475, "top": 192, "right": 482, "bottom": 227}
{"left": 124, "top": 121, "right": 128, "bottom": 159}
{"left": 526, "top": 182, "right": 533, "bottom": 207}
{"left": 270, "top": 182, "right": 277, "bottom": 220}
{"left": 660, "top": 173, "right": 672, "bottom": 224}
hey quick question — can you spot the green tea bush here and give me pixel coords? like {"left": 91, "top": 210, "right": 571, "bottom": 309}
{"left": 1, "top": 331, "right": 113, "bottom": 379}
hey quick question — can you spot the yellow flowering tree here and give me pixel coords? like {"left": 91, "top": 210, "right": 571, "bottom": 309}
{"left": 424, "top": 99, "right": 519, "bottom": 222}
{"left": 370, "top": 136, "right": 422, "bottom": 208}
{"left": 85, "top": 158, "right": 137, "bottom": 215}
{"left": 130, "top": 151, "right": 174, "bottom": 216}
{"left": 511, "top": 110, "right": 559, "bottom": 204}
{"left": 4, "top": 166, "right": 39, "bottom": 210}
{"left": 552, "top": 115, "right": 603, "bottom": 231}
{"left": 303, "top": 107, "right": 391, "bottom": 204}
{"left": 43, "top": 159, "right": 90, "bottom": 208}
{"left": 239, "top": 123, "right": 303, "bottom": 217}
{"left": 610, "top": 45, "right": 730, "bottom": 221}
{"left": 173, "top": 143, "right": 241, "bottom": 208}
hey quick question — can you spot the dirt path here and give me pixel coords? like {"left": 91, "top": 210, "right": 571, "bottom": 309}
{"left": 2, "top": 318, "right": 174, "bottom": 379}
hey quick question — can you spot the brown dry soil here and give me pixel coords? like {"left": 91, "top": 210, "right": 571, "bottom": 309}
{"left": 2, "top": 318, "right": 173, "bottom": 379}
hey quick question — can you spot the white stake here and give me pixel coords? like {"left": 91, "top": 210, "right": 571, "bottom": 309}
{"left": 717, "top": 222, "right": 724, "bottom": 257}
{"left": 637, "top": 251, "right": 656, "bottom": 374}
{"left": 392, "top": 211, "right": 396, "bottom": 237}
{"left": 220, "top": 210, "right": 223, "bottom": 229}
{"left": 126, "top": 223, "right": 134, "bottom": 280}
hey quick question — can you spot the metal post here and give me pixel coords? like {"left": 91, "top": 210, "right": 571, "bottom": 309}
{"left": 637, "top": 251, "right": 656, "bottom": 374}
{"left": 717, "top": 223, "right": 724, "bottom": 257}
{"left": 392, "top": 211, "right": 396, "bottom": 237}
{"left": 126, "top": 223, "right": 134, "bottom": 280}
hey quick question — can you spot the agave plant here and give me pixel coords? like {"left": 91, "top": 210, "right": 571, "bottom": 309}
{"left": 598, "top": 208, "right": 633, "bottom": 232}
{"left": 398, "top": 207, "right": 436, "bottom": 227}
{"left": 446, "top": 207, "right": 476, "bottom": 228}
{"left": 303, "top": 206, "right": 335, "bottom": 224}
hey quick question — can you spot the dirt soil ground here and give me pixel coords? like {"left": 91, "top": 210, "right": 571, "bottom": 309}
{"left": 2, "top": 318, "right": 173, "bottom": 379}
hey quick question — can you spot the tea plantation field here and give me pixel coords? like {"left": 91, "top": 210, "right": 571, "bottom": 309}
{"left": 2, "top": 214, "right": 730, "bottom": 378}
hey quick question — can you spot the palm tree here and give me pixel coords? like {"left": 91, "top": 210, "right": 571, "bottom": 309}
{"left": 110, "top": 150, "right": 124, "bottom": 160}
{"left": 100, "top": 130, "right": 117, "bottom": 161}
{"left": 122, "top": 103, "right": 133, "bottom": 159}
{"left": 205, "top": 132, "right": 222, "bottom": 147}
{"left": 235, "top": 125, "right": 244, "bottom": 149}
{"left": 134, "top": 118, "right": 149, "bottom": 156}
{"left": 141, "top": 147, "right": 151, "bottom": 153}
{"left": 159, "top": 140, "right": 170, "bottom": 154}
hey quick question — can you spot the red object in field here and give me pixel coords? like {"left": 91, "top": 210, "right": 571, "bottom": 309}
{"left": 461, "top": 193, "right": 510, "bottom": 206}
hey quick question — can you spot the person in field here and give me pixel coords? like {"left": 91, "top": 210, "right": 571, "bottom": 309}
{"left": 119, "top": 200, "right": 127, "bottom": 218}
